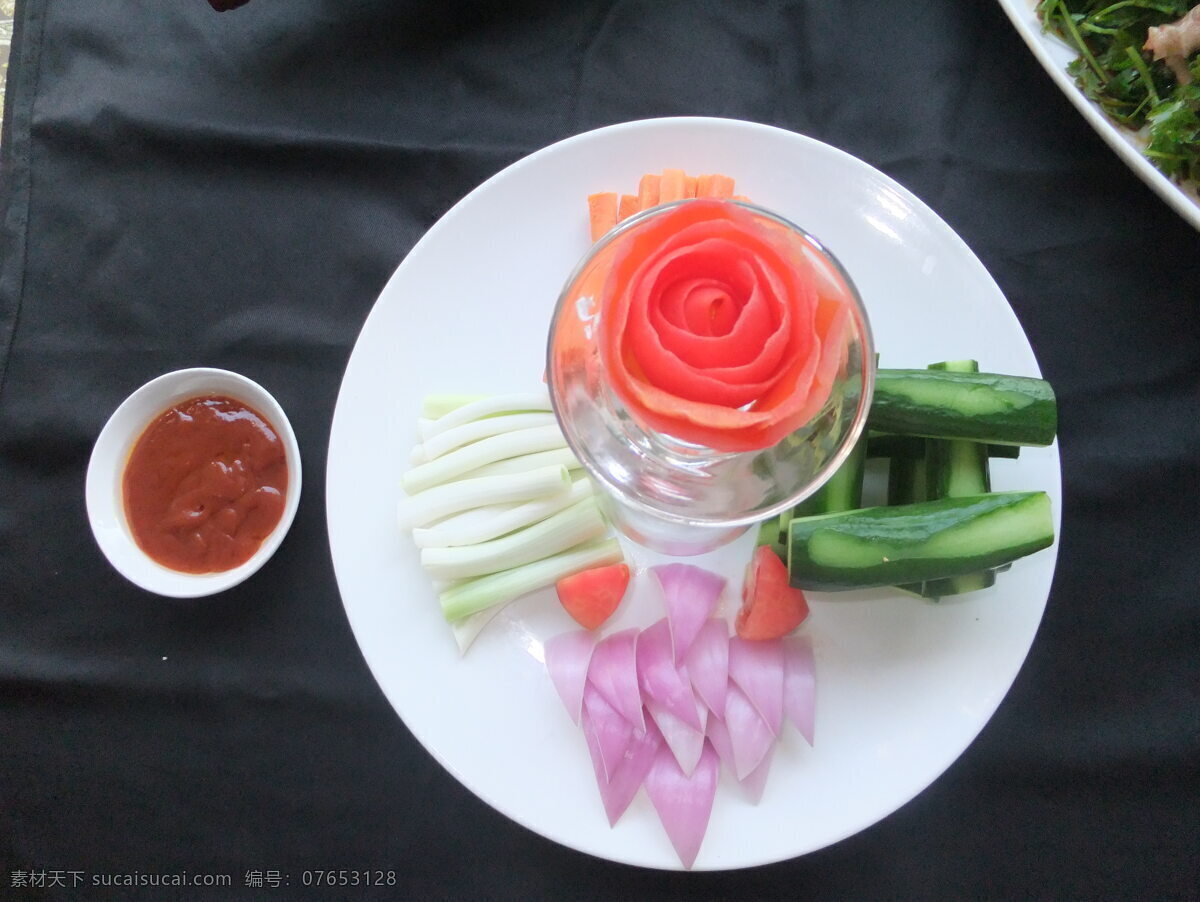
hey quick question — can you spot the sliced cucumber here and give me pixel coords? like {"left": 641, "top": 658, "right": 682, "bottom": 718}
{"left": 867, "top": 433, "right": 1020, "bottom": 461}
{"left": 920, "top": 570, "right": 995, "bottom": 597}
{"left": 918, "top": 360, "right": 995, "bottom": 598}
{"left": 755, "top": 515, "right": 786, "bottom": 561}
{"left": 869, "top": 369, "right": 1057, "bottom": 447}
{"left": 786, "top": 492, "right": 1054, "bottom": 591}
{"left": 776, "top": 507, "right": 793, "bottom": 546}
{"left": 756, "top": 433, "right": 867, "bottom": 561}
{"left": 793, "top": 434, "right": 867, "bottom": 518}
{"left": 886, "top": 443, "right": 926, "bottom": 507}
{"left": 924, "top": 360, "right": 990, "bottom": 500}
{"left": 884, "top": 441, "right": 929, "bottom": 599}
{"left": 927, "top": 436, "right": 990, "bottom": 498}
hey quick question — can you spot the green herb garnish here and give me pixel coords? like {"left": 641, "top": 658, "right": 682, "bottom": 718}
{"left": 1037, "top": 0, "right": 1200, "bottom": 183}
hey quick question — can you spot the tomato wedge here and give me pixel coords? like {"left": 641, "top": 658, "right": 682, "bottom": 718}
{"left": 556, "top": 563, "right": 632, "bottom": 631}
{"left": 736, "top": 546, "right": 809, "bottom": 640}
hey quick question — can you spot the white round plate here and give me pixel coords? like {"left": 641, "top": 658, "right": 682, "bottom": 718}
{"left": 326, "top": 117, "right": 1062, "bottom": 870}
{"left": 997, "top": 0, "right": 1200, "bottom": 232}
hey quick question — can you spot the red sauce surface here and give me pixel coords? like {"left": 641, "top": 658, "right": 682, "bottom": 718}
{"left": 122, "top": 395, "right": 289, "bottom": 574}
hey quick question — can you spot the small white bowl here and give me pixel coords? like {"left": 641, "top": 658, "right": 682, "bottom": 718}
{"left": 85, "top": 367, "right": 302, "bottom": 598}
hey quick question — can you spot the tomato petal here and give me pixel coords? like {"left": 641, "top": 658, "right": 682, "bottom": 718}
{"left": 647, "top": 257, "right": 787, "bottom": 372}
{"left": 683, "top": 283, "right": 738, "bottom": 336}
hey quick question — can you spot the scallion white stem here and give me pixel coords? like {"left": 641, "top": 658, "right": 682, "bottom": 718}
{"left": 440, "top": 537, "right": 624, "bottom": 622}
{"left": 396, "top": 464, "right": 569, "bottom": 530}
{"left": 420, "top": 390, "right": 552, "bottom": 439}
{"left": 420, "top": 412, "right": 559, "bottom": 461}
{"left": 411, "top": 477, "right": 592, "bottom": 548}
{"left": 421, "top": 497, "right": 607, "bottom": 581}
{"left": 464, "top": 447, "right": 582, "bottom": 480}
{"left": 421, "top": 394, "right": 487, "bottom": 420}
{"left": 402, "top": 424, "right": 567, "bottom": 494}
{"left": 451, "top": 602, "right": 507, "bottom": 655}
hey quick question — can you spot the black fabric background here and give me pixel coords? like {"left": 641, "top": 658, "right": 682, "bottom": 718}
{"left": 1, "top": 1, "right": 1197, "bottom": 898}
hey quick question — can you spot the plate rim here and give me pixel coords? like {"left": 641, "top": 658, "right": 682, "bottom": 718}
{"left": 325, "top": 115, "right": 1063, "bottom": 870}
{"left": 995, "top": 0, "right": 1200, "bottom": 232}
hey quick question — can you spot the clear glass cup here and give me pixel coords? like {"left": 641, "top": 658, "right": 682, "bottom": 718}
{"left": 547, "top": 200, "right": 875, "bottom": 556}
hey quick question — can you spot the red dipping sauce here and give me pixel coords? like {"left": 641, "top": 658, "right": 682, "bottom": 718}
{"left": 122, "top": 395, "right": 289, "bottom": 574}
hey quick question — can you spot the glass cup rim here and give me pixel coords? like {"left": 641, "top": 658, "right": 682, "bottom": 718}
{"left": 546, "top": 197, "right": 876, "bottom": 529}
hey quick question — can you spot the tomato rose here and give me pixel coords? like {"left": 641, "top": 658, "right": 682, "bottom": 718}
{"left": 598, "top": 200, "right": 850, "bottom": 452}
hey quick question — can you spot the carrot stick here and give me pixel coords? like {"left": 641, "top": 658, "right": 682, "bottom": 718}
{"left": 683, "top": 175, "right": 698, "bottom": 198}
{"left": 698, "top": 174, "right": 736, "bottom": 198}
{"left": 617, "top": 194, "right": 639, "bottom": 222}
{"left": 732, "top": 194, "right": 752, "bottom": 203}
{"left": 637, "top": 174, "right": 661, "bottom": 210}
{"left": 587, "top": 192, "right": 618, "bottom": 241}
{"left": 659, "top": 168, "right": 687, "bottom": 203}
